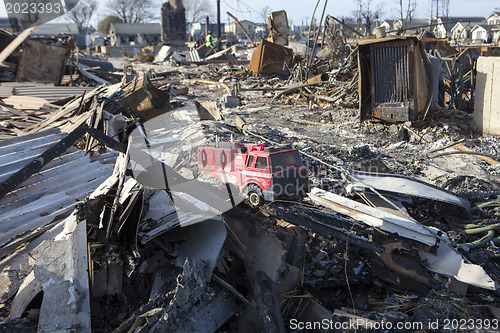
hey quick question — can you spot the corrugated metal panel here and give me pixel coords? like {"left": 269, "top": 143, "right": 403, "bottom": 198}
{"left": 373, "top": 45, "right": 410, "bottom": 104}
{"left": 189, "top": 50, "right": 201, "bottom": 62}
{"left": 0, "top": 82, "right": 93, "bottom": 102}
{"left": 0, "top": 128, "right": 117, "bottom": 247}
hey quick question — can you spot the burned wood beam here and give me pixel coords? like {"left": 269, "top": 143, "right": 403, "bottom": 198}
{"left": 212, "top": 274, "right": 254, "bottom": 309}
{"left": 78, "top": 66, "right": 109, "bottom": 86}
{"left": 329, "top": 15, "right": 363, "bottom": 37}
{"left": 0, "top": 124, "right": 87, "bottom": 200}
{"left": 86, "top": 127, "right": 127, "bottom": 153}
{"left": 0, "top": 124, "right": 127, "bottom": 200}
{"left": 263, "top": 205, "right": 385, "bottom": 253}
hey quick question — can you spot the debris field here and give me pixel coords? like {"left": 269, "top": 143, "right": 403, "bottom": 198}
{"left": 1, "top": 10, "right": 500, "bottom": 333}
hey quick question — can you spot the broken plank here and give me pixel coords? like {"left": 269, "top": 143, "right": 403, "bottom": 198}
{"left": 2, "top": 95, "right": 51, "bottom": 110}
{"left": 78, "top": 66, "right": 109, "bottom": 86}
{"left": 0, "top": 27, "right": 35, "bottom": 65}
{"left": 308, "top": 188, "right": 437, "bottom": 246}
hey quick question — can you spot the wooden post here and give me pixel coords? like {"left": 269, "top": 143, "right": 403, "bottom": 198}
{"left": 227, "top": 12, "right": 256, "bottom": 47}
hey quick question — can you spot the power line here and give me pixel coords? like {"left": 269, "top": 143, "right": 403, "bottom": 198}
{"left": 235, "top": 0, "right": 260, "bottom": 17}
{"left": 222, "top": 0, "right": 260, "bottom": 21}
{"left": 222, "top": 0, "right": 249, "bottom": 15}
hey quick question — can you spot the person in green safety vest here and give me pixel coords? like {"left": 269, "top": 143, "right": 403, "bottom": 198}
{"left": 206, "top": 31, "right": 214, "bottom": 47}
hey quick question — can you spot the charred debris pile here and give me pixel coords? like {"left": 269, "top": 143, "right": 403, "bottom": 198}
{"left": 0, "top": 11, "right": 500, "bottom": 333}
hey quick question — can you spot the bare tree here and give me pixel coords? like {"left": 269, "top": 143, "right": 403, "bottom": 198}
{"left": 183, "top": 0, "right": 214, "bottom": 23}
{"left": 429, "top": 0, "right": 450, "bottom": 19}
{"left": 441, "top": 0, "right": 450, "bottom": 19}
{"left": 68, "top": 0, "right": 98, "bottom": 33}
{"left": 97, "top": 15, "right": 123, "bottom": 34}
{"left": 354, "top": 0, "right": 383, "bottom": 35}
{"left": 259, "top": 6, "right": 272, "bottom": 24}
{"left": 394, "top": 0, "right": 416, "bottom": 29}
{"left": 105, "top": 0, "right": 157, "bottom": 23}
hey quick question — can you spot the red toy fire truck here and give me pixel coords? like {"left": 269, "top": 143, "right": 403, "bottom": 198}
{"left": 197, "top": 142, "right": 309, "bottom": 207}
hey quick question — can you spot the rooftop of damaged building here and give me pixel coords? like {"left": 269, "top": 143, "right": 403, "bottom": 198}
{"left": 0, "top": 8, "right": 500, "bottom": 332}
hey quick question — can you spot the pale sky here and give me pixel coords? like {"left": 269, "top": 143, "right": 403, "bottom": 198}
{"left": 218, "top": 0, "right": 498, "bottom": 25}
{"left": 0, "top": 0, "right": 497, "bottom": 28}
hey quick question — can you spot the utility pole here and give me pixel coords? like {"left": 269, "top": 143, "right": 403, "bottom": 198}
{"left": 205, "top": 16, "right": 209, "bottom": 37}
{"left": 217, "top": 0, "right": 221, "bottom": 39}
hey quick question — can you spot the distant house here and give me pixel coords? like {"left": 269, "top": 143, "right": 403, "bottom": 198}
{"left": 378, "top": 19, "right": 402, "bottom": 34}
{"left": 486, "top": 12, "right": 500, "bottom": 25}
{"left": 109, "top": 23, "right": 161, "bottom": 46}
{"left": 450, "top": 21, "right": 482, "bottom": 41}
{"left": 471, "top": 24, "right": 488, "bottom": 42}
{"left": 188, "top": 22, "right": 223, "bottom": 41}
{"left": 254, "top": 24, "right": 268, "bottom": 40}
{"left": 224, "top": 20, "right": 257, "bottom": 41}
{"left": 471, "top": 24, "right": 500, "bottom": 43}
{"left": 428, "top": 16, "right": 486, "bottom": 38}
{"left": 90, "top": 32, "right": 106, "bottom": 47}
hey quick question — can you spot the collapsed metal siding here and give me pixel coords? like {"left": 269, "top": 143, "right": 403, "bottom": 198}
{"left": 0, "top": 82, "right": 93, "bottom": 102}
{"left": 0, "top": 129, "right": 116, "bottom": 247}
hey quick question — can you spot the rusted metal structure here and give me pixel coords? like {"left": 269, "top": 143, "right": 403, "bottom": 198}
{"left": 358, "top": 36, "right": 434, "bottom": 122}
{"left": 249, "top": 39, "right": 294, "bottom": 75}
{"left": 17, "top": 39, "right": 71, "bottom": 85}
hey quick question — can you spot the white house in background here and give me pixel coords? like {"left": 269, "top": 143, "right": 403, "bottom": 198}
{"left": 378, "top": 20, "right": 391, "bottom": 33}
{"left": 109, "top": 23, "right": 161, "bottom": 46}
{"left": 224, "top": 20, "right": 257, "bottom": 41}
{"left": 471, "top": 24, "right": 490, "bottom": 43}
{"left": 486, "top": 12, "right": 500, "bottom": 25}
{"left": 377, "top": 19, "right": 402, "bottom": 34}
{"left": 450, "top": 21, "right": 483, "bottom": 41}
{"left": 393, "top": 19, "right": 403, "bottom": 31}
{"left": 255, "top": 24, "right": 268, "bottom": 40}
{"left": 428, "top": 16, "right": 486, "bottom": 38}
{"left": 472, "top": 24, "right": 500, "bottom": 43}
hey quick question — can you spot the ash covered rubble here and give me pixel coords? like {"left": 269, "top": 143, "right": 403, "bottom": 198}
{"left": 0, "top": 8, "right": 500, "bottom": 333}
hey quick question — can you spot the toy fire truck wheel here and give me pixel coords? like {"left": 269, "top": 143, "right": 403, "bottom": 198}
{"left": 247, "top": 184, "right": 263, "bottom": 208}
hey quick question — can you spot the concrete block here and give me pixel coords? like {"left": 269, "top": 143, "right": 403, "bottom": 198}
{"left": 474, "top": 56, "right": 500, "bottom": 136}
{"left": 222, "top": 94, "right": 240, "bottom": 108}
